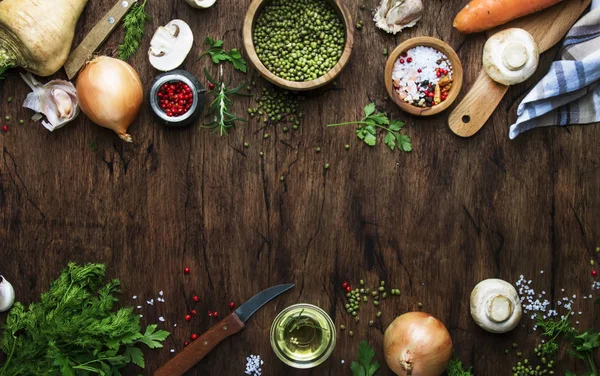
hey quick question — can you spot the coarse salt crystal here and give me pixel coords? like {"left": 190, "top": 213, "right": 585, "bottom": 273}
{"left": 132, "top": 295, "right": 137, "bottom": 299}
{"left": 170, "top": 349, "right": 175, "bottom": 353}
{"left": 137, "top": 305, "right": 142, "bottom": 309}
{"left": 159, "top": 291, "right": 164, "bottom": 296}
{"left": 159, "top": 316, "right": 165, "bottom": 322}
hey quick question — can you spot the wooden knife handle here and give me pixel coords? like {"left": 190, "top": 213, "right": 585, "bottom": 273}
{"left": 154, "top": 313, "right": 245, "bottom": 376}
{"left": 448, "top": 70, "right": 509, "bottom": 138}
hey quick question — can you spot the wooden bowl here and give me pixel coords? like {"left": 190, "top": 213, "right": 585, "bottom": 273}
{"left": 243, "top": 0, "right": 354, "bottom": 91}
{"left": 385, "top": 37, "right": 463, "bottom": 116}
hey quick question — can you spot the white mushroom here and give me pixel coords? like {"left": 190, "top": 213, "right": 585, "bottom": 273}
{"left": 374, "top": 0, "right": 424, "bottom": 34}
{"left": 0, "top": 275, "right": 15, "bottom": 312}
{"left": 483, "top": 28, "right": 540, "bottom": 86}
{"left": 184, "top": 0, "right": 216, "bottom": 9}
{"left": 148, "top": 20, "right": 194, "bottom": 72}
{"left": 470, "top": 279, "right": 522, "bottom": 333}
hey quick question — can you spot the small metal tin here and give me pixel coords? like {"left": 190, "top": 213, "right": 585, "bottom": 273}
{"left": 270, "top": 304, "right": 336, "bottom": 369}
{"left": 149, "top": 70, "right": 205, "bottom": 128}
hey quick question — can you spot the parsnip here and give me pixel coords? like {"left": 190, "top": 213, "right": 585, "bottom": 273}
{"left": 0, "top": 0, "right": 88, "bottom": 76}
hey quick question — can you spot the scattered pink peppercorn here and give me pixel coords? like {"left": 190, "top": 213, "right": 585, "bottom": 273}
{"left": 185, "top": 314, "right": 192, "bottom": 321}
{"left": 184, "top": 341, "right": 189, "bottom": 347}
{"left": 191, "top": 309, "right": 197, "bottom": 316}
{"left": 342, "top": 281, "right": 348, "bottom": 289}
{"left": 593, "top": 270, "right": 598, "bottom": 277}
{"left": 401, "top": 52, "right": 407, "bottom": 57}
{"left": 208, "top": 83, "right": 215, "bottom": 90}
{"left": 184, "top": 267, "right": 190, "bottom": 275}
{"left": 213, "top": 311, "right": 219, "bottom": 318}
{"left": 193, "top": 295, "right": 199, "bottom": 303}
{"left": 345, "top": 286, "right": 351, "bottom": 293}
{"left": 417, "top": 68, "right": 422, "bottom": 73}
{"left": 2, "top": 125, "right": 8, "bottom": 132}
{"left": 399, "top": 59, "right": 405, "bottom": 64}
{"left": 407, "top": 57, "right": 413, "bottom": 63}
{"left": 208, "top": 311, "right": 213, "bottom": 317}
{"left": 229, "top": 301, "right": 235, "bottom": 309}
{"left": 191, "top": 333, "right": 198, "bottom": 341}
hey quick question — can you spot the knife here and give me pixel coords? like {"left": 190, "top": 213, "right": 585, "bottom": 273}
{"left": 154, "top": 284, "right": 294, "bottom": 376}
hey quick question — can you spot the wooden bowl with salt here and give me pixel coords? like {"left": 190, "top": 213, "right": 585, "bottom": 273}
{"left": 385, "top": 37, "right": 463, "bottom": 116}
{"left": 243, "top": 0, "right": 354, "bottom": 91}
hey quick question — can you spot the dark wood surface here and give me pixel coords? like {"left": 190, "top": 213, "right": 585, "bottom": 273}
{"left": 1, "top": 0, "right": 599, "bottom": 375}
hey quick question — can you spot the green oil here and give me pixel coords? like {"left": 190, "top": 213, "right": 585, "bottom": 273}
{"left": 271, "top": 304, "right": 336, "bottom": 369}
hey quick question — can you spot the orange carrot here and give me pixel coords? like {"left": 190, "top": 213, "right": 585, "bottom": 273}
{"left": 453, "top": 0, "right": 564, "bottom": 34}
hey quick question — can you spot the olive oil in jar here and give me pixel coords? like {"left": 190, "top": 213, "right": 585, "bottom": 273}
{"left": 270, "top": 304, "right": 336, "bottom": 369}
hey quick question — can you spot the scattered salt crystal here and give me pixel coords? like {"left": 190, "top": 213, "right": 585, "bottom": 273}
{"left": 341, "top": 360, "right": 345, "bottom": 364}
{"left": 174, "top": 324, "right": 177, "bottom": 327}
{"left": 573, "top": 295, "right": 577, "bottom": 299}
{"left": 576, "top": 321, "right": 580, "bottom": 325}
{"left": 147, "top": 299, "right": 154, "bottom": 306}
{"left": 170, "top": 349, "right": 175, "bottom": 353}
{"left": 140, "top": 314, "right": 143, "bottom": 318}
{"left": 540, "top": 270, "right": 544, "bottom": 274}
{"left": 137, "top": 306, "right": 142, "bottom": 309}
{"left": 159, "top": 291, "right": 164, "bottom": 296}
{"left": 159, "top": 316, "right": 165, "bottom": 322}
{"left": 245, "top": 354, "right": 263, "bottom": 376}
{"left": 132, "top": 295, "right": 137, "bottom": 300}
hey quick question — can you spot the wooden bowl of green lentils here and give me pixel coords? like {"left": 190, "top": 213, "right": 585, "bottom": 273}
{"left": 243, "top": 0, "right": 354, "bottom": 91}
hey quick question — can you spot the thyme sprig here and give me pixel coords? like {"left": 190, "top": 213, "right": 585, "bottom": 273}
{"left": 203, "top": 66, "right": 251, "bottom": 136}
{"left": 117, "top": 0, "right": 151, "bottom": 61}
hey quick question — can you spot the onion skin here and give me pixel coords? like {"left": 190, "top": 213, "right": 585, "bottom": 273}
{"left": 77, "top": 57, "right": 143, "bottom": 143}
{"left": 0, "top": 0, "right": 89, "bottom": 76}
{"left": 384, "top": 312, "right": 453, "bottom": 376}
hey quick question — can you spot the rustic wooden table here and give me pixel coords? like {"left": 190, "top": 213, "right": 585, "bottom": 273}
{"left": 1, "top": 1, "right": 599, "bottom": 375}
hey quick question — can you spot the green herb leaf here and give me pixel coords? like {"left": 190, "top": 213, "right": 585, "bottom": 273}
{"left": 117, "top": 0, "right": 151, "bottom": 61}
{"left": 200, "top": 37, "right": 247, "bottom": 73}
{"left": 351, "top": 341, "right": 380, "bottom": 376}
{"left": 446, "top": 357, "right": 474, "bottom": 376}
{"left": 328, "top": 103, "right": 411, "bottom": 152}
{"left": 124, "top": 347, "right": 145, "bottom": 368}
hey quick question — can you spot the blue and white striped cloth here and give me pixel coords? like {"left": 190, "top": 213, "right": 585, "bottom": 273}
{"left": 509, "top": 0, "right": 600, "bottom": 139}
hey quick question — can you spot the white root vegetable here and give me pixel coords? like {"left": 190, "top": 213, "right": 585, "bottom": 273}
{"left": 374, "top": 0, "right": 424, "bottom": 34}
{"left": 149, "top": 20, "right": 194, "bottom": 72}
{"left": 0, "top": 275, "right": 15, "bottom": 312}
{"left": 0, "top": 0, "right": 89, "bottom": 76}
{"left": 384, "top": 312, "right": 453, "bottom": 376}
{"left": 77, "top": 57, "right": 143, "bottom": 143}
{"left": 20, "top": 73, "right": 79, "bottom": 131}
{"left": 470, "top": 279, "right": 522, "bottom": 333}
{"left": 184, "top": 0, "right": 217, "bottom": 9}
{"left": 483, "top": 28, "right": 540, "bottom": 86}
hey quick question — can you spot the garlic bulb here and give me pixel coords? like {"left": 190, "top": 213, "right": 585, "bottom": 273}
{"left": 0, "top": 275, "right": 15, "bottom": 312}
{"left": 470, "top": 279, "right": 522, "bottom": 333}
{"left": 20, "top": 73, "right": 79, "bottom": 131}
{"left": 374, "top": 0, "right": 424, "bottom": 35}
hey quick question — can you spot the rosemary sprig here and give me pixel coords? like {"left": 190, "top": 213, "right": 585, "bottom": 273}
{"left": 203, "top": 66, "right": 251, "bottom": 136}
{"left": 117, "top": 0, "right": 151, "bottom": 61}
{"left": 287, "top": 309, "right": 327, "bottom": 333}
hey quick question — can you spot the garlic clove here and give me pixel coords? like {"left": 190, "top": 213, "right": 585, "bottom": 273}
{"left": 0, "top": 275, "right": 15, "bottom": 312}
{"left": 20, "top": 73, "right": 80, "bottom": 131}
{"left": 184, "top": 0, "right": 216, "bottom": 9}
{"left": 374, "top": 0, "right": 424, "bottom": 35}
{"left": 148, "top": 20, "right": 194, "bottom": 72}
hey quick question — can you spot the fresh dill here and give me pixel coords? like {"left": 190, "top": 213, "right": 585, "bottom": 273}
{"left": 535, "top": 312, "right": 577, "bottom": 356}
{"left": 447, "top": 357, "right": 474, "bottom": 376}
{"left": 203, "top": 66, "right": 251, "bottom": 136}
{"left": 117, "top": 0, "right": 151, "bottom": 61}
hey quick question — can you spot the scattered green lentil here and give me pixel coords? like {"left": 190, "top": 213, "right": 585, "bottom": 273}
{"left": 359, "top": 279, "right": 365, "bottom": 285}
{"left": 19, "top": 120, "right": 24, "bottom": 125}
{"left": 417, "top": 302, "right": 423, "bottom": 309}
{"left": 360, "top": 4, "right": 366, "bottom": 10}
{"left": 512, "top": 343, "right": 518, "bottom": 349}
{"left": 283, "top": 126, "right": 289, "bottom": 133}
{"left": 324, "top": 163, "right": 330, "bottom": 170}
{"left": 293, "top": 125, "right": 299, "bottom": 130}
{"left": 383, "top": 48, "right": 388, "bottom": 56}
{"left": 253, "top": 0, "right": 346, "bottom": 82}
{"left": 340, "top": 325, "right": 345, "bottom": 330}
{"left": 381, "top": 292, "right": 387, "bottom": 299}
{"left": 243, "top": 142, "right": 249, "bottom": 148}
{"left": 264, "top": 133, "right": 270, "bottom": 139}
{"left": 316, "top": 147, "right": 321, "bottom": 153}
{"left": 373, "top": 301, "right": 379, "bottom": 306}
{"left": 7, "top": 97, "right": 12, "bottom": 103}
{"left": 4, "top": 116, "right": 10, "bottom": 121}
{"left": 355, "top": 316, "right": 360, "bottom": 322}
{"left": 378, "top": 286, "right": 385, "bottom": 292}
{"left": 349, "top": 331, "right": 354, "bottom": 337}
{"left": 363, "top": 296, "right": 368, "bottom": 303}
{"left": 505, "top": 349, "right": 509, "bottom": 354}
{"left": 259, "top": 152, "right": 264, "bottom": 157}
{"left": 280, "top": 176, "right": 285, "bottom": 182}
{"left": 376, "top": 311, "right": 381, "bottom": 318}
{"left": 368, "top": 320, "right": 374, "bottom": 327}
{"left": 344, "top": 144, "right": 350, "bottom": 150}
{"left": 591, "top": 259, "right": 595, "bottom": 266}
{"left": 371, "top": 291, "right": 378, "bottom": 297}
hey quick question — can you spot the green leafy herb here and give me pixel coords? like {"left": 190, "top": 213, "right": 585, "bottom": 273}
{"left": 199, "top": 37, "right": 247, "bottom": 73}
{"left": 203, "top": 67, "right": 251, "bottom": 136}
{"left": 0, "top": 263, "right": 170, "bottom": 376}
{"left": 0, "top": 66, "right": 9, "bottom": 80}
{"left": 87, "top": 140, "right": 98, "bottom": 151}
{"left": 447, "top": 357, "right": 474, "bottom": 376}
{"left": 535, "top": 312, "right": 577, "bottom": 356}
{"left": 351, "top": 341, "right": 380, "bottom": 376}
{"left": 287, "top": 309, "right": 326, "bottom": 333}
{"left": 328, "top": 103, "right": 412, "bottom": 152}
{"left": 570, "top": 329, "right": 599, "bottom": 375}
{"left": 117, "top": 0, "right": 151, "bottom": 61}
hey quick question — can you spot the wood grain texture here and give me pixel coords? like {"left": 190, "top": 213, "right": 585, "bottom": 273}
{"left": 243, "top": 0, "right": 354, "bottom": 91}
{"left": 64, "top": 0, "right": 136, "bottom": 79}
{"left": 385, "top": 37, "right": 463, "bottom": 116}
{"left": 448, "top": 0, "right": 591, "bottom": 137}
{"left": 0, "top": 0, "right": 599, "bottom": 375}
{"left": 154, "top": 313, "right": 245, "bottom": 376}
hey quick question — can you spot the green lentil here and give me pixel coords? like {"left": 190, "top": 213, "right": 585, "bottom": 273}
{"left": 383, "top": 48, "right": 388, "bottom": 56}
{"left": 345, "top": 144, "right": 350, "bottom": 150}
{"left": 4, "top": 116, "right": 10, "bottom": 121}
{"left": 259, "top": 152, "right": 264, "bottom": 157}
{"left": 363, "top": 296, "right": 368, "bottom": 303}
{"left": 349, "top": 331, "right": 354, "bottom": 337}
{"left": 352, "top": 311, "right": 357, "bottom": 317}
{"left": 371, "top": 291, "right": 378, "bottom": 297}
{"left": 359, "top": 279, "right": 365, "bottom": 285}
{"left": 512, "top": 343, "right": 518, "bottom": 349}
{"left": 355, "top": 316, "right": 360, "bottom": 322}
{"left": 293, "top": 125, "right": 299, "bottom": 130}
{"left": 417, "top": 302, "right": 423, "bottom": 309}
{"left": 591, "top": 259, "right": 595, "bottom": 266}
{"left": 340, "top": 325, "right": 345, "bottom": 330}
{"left": 324, "top": 163, "right": 330, "bottom": 170}
{"left": 283, "top": 126, "right": 289, "bottom": 133}
{"left": 264, "top": 133, "right": 270, "bottom": 139}
{"left": 378, "top": 286, "right": 385, "bottom": 292}
{"left": 243, "top": 142, "right": 249, "bottom": 148}
{"left": 316, "top": 147, "right": 321, "bottom": 153}
{"left": 280, "top": 176, "right": 285, "bottom": 182}
{"left": 7, "top": 97, "right": 12, "bottom": 103}
{"left": 376, "top": 311, "right": 381, "bottom": 318}
{"left": 381, "top": 292, "right": 387, "bottom": 299}
{"left": 253, "top": 0, "right": 346, "bottom": 82}
{"left": 373, "top": 301, "right": 379, "bottom": 306}
{"left": 19, "top": 120, "right": 23, "bottom": 125}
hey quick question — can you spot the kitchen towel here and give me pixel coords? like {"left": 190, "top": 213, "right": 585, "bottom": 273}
{"left": 509, "top": 0, "right": 600, "bottom": 139}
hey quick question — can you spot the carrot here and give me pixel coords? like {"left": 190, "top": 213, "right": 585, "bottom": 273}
{"left": 453, "top": 0, "right": 564, "bottom": 34}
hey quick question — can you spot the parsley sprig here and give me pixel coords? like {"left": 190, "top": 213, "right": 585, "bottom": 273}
{"left": 203, "top": 67, "right": 251, "bottom": 136}
{"left": 0, "top": 263, "right": 170, "bottom": 375}
{"left": 328, "top": 103, "right": 412, "bottom": 152}
{"left": 117, "top": 0, "right": 151, "bottom": 61}
{"left": 351, "top": 341, "right": 380, "bottom": 376}
{"left": 199, "top": 36, "right": 248, "bottom": 73}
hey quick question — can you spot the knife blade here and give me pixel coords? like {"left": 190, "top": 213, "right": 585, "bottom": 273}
{"left": 154, "top": 283, "right": 294, "bottom": 376}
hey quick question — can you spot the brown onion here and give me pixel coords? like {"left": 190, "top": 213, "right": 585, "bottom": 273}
{"left": 77, "top": 56, "right": 143, "bottom": 143}
{"left": 384, "top": 312, "right": 453, "bottom": 376}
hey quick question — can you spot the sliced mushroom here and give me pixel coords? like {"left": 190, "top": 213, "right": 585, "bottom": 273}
{"left": 483, "top": 28, "right": 539, "bottom": 86}
{"left": 184, "top": 0, "right": 216, "bottom": 9}
{"left": 470, "top": 279, "right": 522, "bottom": 333}
{"left": 374, "top": 0, "right": 424, "bottom": 35}
{"left": 148, "top": 20, "right": 194, "bottom": 72}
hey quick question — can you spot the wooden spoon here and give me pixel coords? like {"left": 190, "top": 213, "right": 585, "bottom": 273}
{"left": 448, "top": 0, "right": 591, "bottom": 137}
